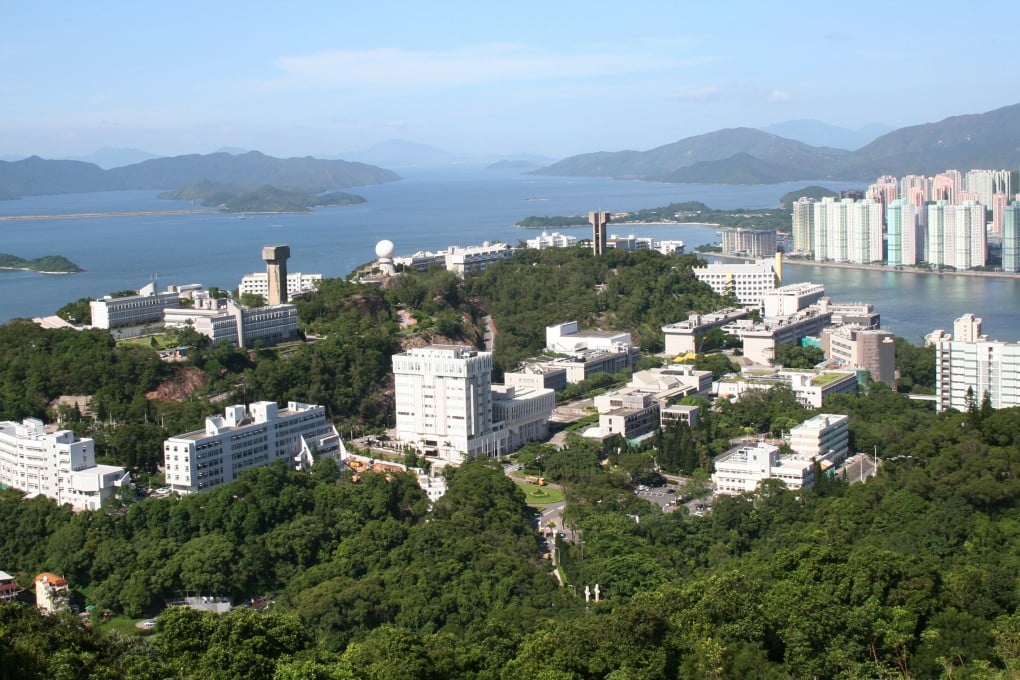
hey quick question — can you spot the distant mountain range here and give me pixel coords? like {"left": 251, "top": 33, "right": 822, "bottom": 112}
{"left": 0, "top": 151, "right": 400, "bottom": 199}
{"left": 535, "top": 103, "right": 1020, "bottom": 184}
{"left": 760, "top": 120, "right": 892, "bottom": 150}
{"left": 330, "top": 139, "right": 556, "bottom": 168}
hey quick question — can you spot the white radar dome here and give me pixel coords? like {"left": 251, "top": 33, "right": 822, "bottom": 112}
{"left": 375, "top": 239, "right": 395, "bottom": 259}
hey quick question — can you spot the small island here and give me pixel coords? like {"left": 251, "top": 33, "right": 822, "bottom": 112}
{"left": 0, "top": 253, "right": 83, "bottom": 274}
{"left": 159, "top": 180, "right": 366, "bottom": 213}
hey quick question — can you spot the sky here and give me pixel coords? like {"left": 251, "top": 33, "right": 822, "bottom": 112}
{"left": 3, "top": 0, "right": 1020, "bottom": 161}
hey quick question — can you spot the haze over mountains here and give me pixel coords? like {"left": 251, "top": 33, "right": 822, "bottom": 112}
{"left": 535, "top": 103, "right": 1020, "bottom": 184}
{"left": 0, "top": 151, "right": 399, "bottom": 199}
{"left": 2, "top": 103, "right": 1019, "bottom": 197}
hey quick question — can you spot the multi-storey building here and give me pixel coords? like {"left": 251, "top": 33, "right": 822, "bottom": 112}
{"left": 820, "top": 326, "right": 896, "bottom": 388}
{"left": 692, "top": 258, "right": 777, "bottom": 305}
{"left": 901, "top": 175, "right": 931, "bottom": 205}
{"left": 163, "top": 296, "right": 297, "bottom": 348}
{"left": 163, "top": 401, "right": 341, "bottom": 494}
{"left": 525, "top": 231, "right": 577, "bottom": 249}
{"left": 886, "top": 198, "right": 923, "bottom": 265}
{"left": 965, "top": 169, "right": 1011, "bottom": 209}
{"left": 606, "top": 234, "right": 653, "bottom": 251}
{"left": 932, "top": 170, "right": 963, "bottom": 203}
{"left": 811, "top": 198, "right": 882, "bottom": 264}
{"left": 238, "top": 272, "right": 321, "bottom": 299}
{"left": 788, "top": 413, "right": 849, "bottom": 463}
{"left": 0, "top": 418, "right": 129, "bottom": 510}
{"left": 393, "top": 345, "right": 553, "bottom": 462}
{"left": 1004, "top": 201, "right": 1020, "bottom": 273}
{"left": 933, "top": 314, "right": 1020, "bottom": 412}
{"left": 712, "top": 413, "right": 850, "bottom": 496}
{"left": 662, "top": 308, "right": 749, "bottom": 355}
{"left": 791, "top": 197, "right": 815, "bottom": 254}
{"left": 90, "top": 282, "right": 181, "bottom": 329}
{"left": 720, "top": 228, "right": 777, "bottom": 258}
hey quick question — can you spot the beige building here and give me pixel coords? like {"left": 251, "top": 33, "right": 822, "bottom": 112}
{"left": 821, "top": 326, "right": 896, "bottom": 388}
{"left": 34, "top": 573, "right": 69, "bottom": 613}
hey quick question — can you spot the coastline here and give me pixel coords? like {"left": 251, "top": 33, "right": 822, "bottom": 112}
{"left": 0, "top": 266, "right": 79, "bottom": 275}
{"left": 708, "top": 251, "right": 1020, "bottom": 281}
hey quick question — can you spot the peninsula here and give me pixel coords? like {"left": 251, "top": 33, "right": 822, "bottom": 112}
{"left": 158, "top": 182, "right": 366, "bottom": 213}
{"left": 0, "top": 253, "right": 82, "bottom": 274}
{"left": 516, "top": 200, "right": 792, "bottom": 231}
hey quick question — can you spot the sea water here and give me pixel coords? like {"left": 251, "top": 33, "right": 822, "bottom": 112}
{"left": 0, "top": 167, "right": 1017, "bottom": 342}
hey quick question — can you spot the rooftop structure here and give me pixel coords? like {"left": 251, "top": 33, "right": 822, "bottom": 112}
{"left": 0, "top": 418, "right": 130, "bottom": 511}
{"left": 546, "top": 321, "right": 632, "bottom": 354}
{"left": 788, "top": 414, "right": 849, "bottom": 464}
{"left": 394, "top": 242, "right": 513, "bottom": 275}
{"left": 163, "top": 401, "right": 341, "bottom": 494}
{"left": 590, "top": 211, "right": 610, "bottom": 256}
{"left": 716, "top": 367, "right": 858, "bottom": 408}
{"left": 662, "top": 307, "right": 749, "bottom": 356}
{"left": 262, "top": 245, "right": 290, "bottom": 305}
{"left": 762, "top": 282, "right": 825, "bottom": 318}
{"left": 34, "top": 573, "right": 69, "bottom": 613}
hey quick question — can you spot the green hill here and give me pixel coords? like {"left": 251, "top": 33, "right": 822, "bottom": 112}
{"left": 159, "top": 182, "right": 366, "bottom": 213}
{"left": 0, "top": 253, "right": 82, "bottom": 273}
{"left": 533, "top": 102, "right": 1020, "bottom": 183}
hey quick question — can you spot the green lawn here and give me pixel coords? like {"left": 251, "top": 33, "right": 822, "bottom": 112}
{"left": 515, "top": 481, "right": 565, "bottom": 506}
{"left": 96, "top": 615, "right": 156, "bottom": 637}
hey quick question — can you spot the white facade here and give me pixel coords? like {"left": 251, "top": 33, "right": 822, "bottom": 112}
{"left": 90, "top": 285, "right": 181, "bottom": 329}
{"left": 444, "top": 242, "right": 512, "bottom": 275}
{"left": 713, "top": 442, "right": 815, "bottom": 495}
{"left": 546, "top": 321, "right": 632, "bottom": 354}
{"left": 692, "top": 259, "right": 777, "bottom": 305}
{"left": 163, "top": 297, "right": 297, "bottom": 348}
{"left": 762, "top": 282, "right": 825, "bottom": 318}
{"left": 0, "top": 418, "right": 129, "bottom": 511}
{"left": 163, "top": 401, "right": 341, "bottom": 494}
{"left": 934, "top": 314, "right": 1020, "bottom": 412}
{"left": 526, "top": 231, "right": 577, "bottom": 249}
{"left": 812, "top": 198, "right": 882, "bottom": 264}
{"left": 238, "top": 272, "right": 321, "bottom": 298}
{"left": 393, "top": 345, "right": 553, "bottom": 462}
{"left": 789, "top": 414, "right": 849, "bottom": 464}
{"left": 393, "top": 345, "right": 498, "bottom": 462}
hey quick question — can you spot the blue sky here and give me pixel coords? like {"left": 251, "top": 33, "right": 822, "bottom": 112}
{"left": 3, "top": 1, "right": 1019, "bottom": 160}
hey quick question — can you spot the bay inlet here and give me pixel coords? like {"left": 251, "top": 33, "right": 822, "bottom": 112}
{"left": 0, "top": 167, "right": 1017, "bottom": 343}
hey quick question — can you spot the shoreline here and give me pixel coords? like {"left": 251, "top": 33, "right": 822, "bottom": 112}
{"left": 708, "top": 252, "right": 1020, "bottom": 281}
{"left": 0, "top": 208, "right": 217, "bottom": 222}
{"left": 0, "top": 266, "right": 79, "bottom": 275}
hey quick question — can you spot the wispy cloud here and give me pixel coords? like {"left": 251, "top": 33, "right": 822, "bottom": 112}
{"left": 669, "top": 85, "right": 793, "bottom": 104}
{"left": 263, "top": 44, "right": 704, "bottom": 92}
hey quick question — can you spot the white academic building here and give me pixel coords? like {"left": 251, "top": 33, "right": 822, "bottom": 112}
{"left": 931, "top": 314, "right": 1020, "bottom": 412}
{"left": 713, "top": 414, "right": 848, "bottom": 495}
{"left": 393, "top": 345, "right": 554, "bottom": 463}
{"left": 238, "top": 272, "right": 321, "bottom": 298}
{"left": 0, "top": 418, "right": 130, "bottom": 511}
{"left": 163, "top": 294, "right": 298, "bottom": 347}
{"left": 163, "top": 401, "right": 341, "bottom": 494}
{"left": 526, "top": 232, "right": 578, "bottom": 249}
{"left": 692, "top": 257, "right": 779, "bottom": 306}
{"left": 90, "top": 282, "right": 182, "bottom": 329}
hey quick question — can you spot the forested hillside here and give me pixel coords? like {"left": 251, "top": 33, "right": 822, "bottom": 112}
{"left": 1, "top": 247, "right": 1019, "bottom": 677}
{"left": 2, "top": 390, "right": 1020, "bottom": 677}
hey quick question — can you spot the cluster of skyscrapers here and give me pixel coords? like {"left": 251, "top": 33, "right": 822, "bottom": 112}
{"left": 791, "top": 169, "right": 1019, "bottom": 270}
